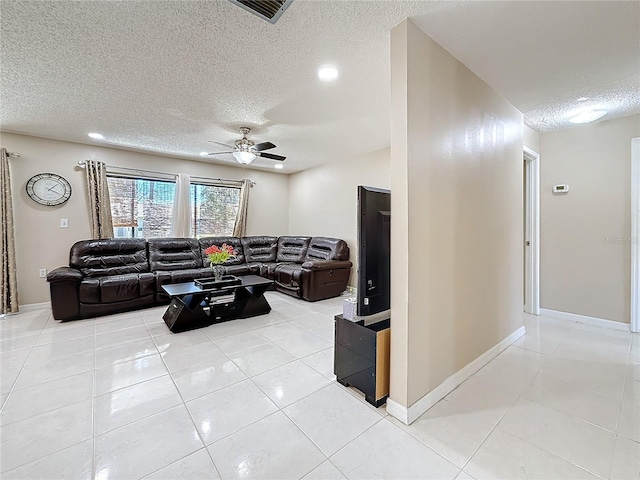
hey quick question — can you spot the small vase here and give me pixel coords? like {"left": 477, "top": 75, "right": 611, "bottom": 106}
{"left": 211, "top": 264, "right": 224, "bottom": 282}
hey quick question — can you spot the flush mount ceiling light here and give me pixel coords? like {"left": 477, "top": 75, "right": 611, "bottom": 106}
{"left": 318, "top": 65, "right": 338, "bottom": 81}
{"left": 233, "top": 151, "right": 256, "bottom": 165}
{"left": 274, "top": 164, "right": 284, "bottom": 169}
{"left": 569, "top": 110, "right": 607, "bottom": 124}
{"left": 88, "top": 132, "right": 104, "bottom": 140}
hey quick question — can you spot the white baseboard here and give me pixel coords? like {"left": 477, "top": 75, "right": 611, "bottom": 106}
{"left": 539, "top": 308, "right": 630, "bottom": 332}
{"left": 18, "top": 302, "right": 50, "bottom": 312}
{"left": 385, "top": 398, "right": 409, "bottom": 424}
{"left": 386, "top": 325, "right": 526, "bottom": 425}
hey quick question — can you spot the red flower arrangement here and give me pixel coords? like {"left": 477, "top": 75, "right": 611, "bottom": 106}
{"left": 204, "top": 243, "right": 237, "bottom": 265}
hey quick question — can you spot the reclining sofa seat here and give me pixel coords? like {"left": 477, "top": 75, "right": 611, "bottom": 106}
{"left": 199, "top": 236, "right": 251, "bottom": 276}
{"left": 240, "top": 236, "right": 278, "bottom": 276}
{"left": 294, "top": 237, "right": 352, "bottom": 301}
{"left": 47, "top": 238, "right": 155, "bottom": 320}
{"left": 148, "top": 238, "right": 211, "bottom": 303}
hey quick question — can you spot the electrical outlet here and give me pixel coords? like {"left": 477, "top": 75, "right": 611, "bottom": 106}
{"left": 39, "top": 268, "right": 47, "bottom": 278}
{"left": 60, "top": 218, "right": 69, "bottom": 228}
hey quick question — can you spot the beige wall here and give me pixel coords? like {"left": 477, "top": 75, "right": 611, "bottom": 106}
{"left": 539, "top": 114, "right": 640, "bottom": 323}
{"left": 288, "top": 148, "right": 390, "bottom": 287}
{"left": 1, "top": 132, "right": 289, "bottom": 305}
{"left": 524, "top": 125, "right": 540, "bottom": 152}
{"left": 390, "top": 20, "right": 524, "bottom": 407}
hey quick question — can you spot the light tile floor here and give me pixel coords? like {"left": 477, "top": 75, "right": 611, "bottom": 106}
{"left": 1, "top": 293, "right": 638, "bottom": 479}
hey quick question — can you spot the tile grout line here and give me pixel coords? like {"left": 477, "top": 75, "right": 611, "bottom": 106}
{"left": 462, "top": 336, "right": 622, "bottom": 479}
{"left": 0, "top": 310, "right": 53, "bottom": 402}
{"left": 0, "top": 297, "right": 341, "bottom": 478}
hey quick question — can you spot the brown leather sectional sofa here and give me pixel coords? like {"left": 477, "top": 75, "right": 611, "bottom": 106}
{"left": 46, "top": 235, "right": 352, "bottom": 321}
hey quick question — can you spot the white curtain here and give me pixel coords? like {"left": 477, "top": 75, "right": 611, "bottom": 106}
{"left": 171, "top": 173, "right": 192, "bottom": 237}
{"left": 85, "top": 160, "right": 114, "bottom": 239}
{"left": 233, "top": 179, "right": 251, "bottom": 237}
{"left": 0, "top": 148, "right": 19, "bottom": 314}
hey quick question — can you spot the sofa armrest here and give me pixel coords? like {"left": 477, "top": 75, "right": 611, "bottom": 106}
{"left": 301, "top": 260, "right": 352, "bottom": 271}
{"left": 46, "top": 267, "right": 83, "bottom": 283}
{"left": 46, "top": 267, "right": 82, "bottom": 321}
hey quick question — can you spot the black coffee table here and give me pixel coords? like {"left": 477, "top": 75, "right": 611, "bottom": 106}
{"left": 161, "top": 275, "right": 272, "bottom": 332}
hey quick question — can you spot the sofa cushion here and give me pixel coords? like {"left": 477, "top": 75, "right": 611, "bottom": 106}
{"left": 242, "top": 236, "right": 278, "bottom": 263}
{"left": 79, "top": 272, "right": 155, "bottom": 304}
{"left": 70, "top": 239, "right": 149, "bottom": 277}
{"left": 276, "top": 236, "right": 311, "bottom": 263}
{"left": 154, "top": 268, "right": 212, "bottom": 290}
{"left": 274, "top": 263, "right": 304, "bottom": 287}
{"left": 195, "top": 264, "right": 252, "bottom": 277}
{"left": 260, "top": 261, "right": 296, "bottom": 280}
{"left": 148, "top": 238, "right": 202, "bottom": 271}
{"left": 223, "top": 264, "right": 252, "bottom": 276}
{"left": 304, "top": 237, "right": 350, "bottom": 262}
{"left": 199, "top": 237, "right": 245, "bottom": 266}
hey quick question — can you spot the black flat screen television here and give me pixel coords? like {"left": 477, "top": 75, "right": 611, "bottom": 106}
{"left": 357, "top": 185, "right": 391, "bottom": 317}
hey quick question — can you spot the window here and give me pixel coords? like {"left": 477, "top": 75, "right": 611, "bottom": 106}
{"left": 107, "top": 175, "right": 241, "bottom": 239}
{"left": 191, "top": 183, "right": 240, "bottom": 237}
{"left": 107, "top": 176, "right": 175, "bottom": 238}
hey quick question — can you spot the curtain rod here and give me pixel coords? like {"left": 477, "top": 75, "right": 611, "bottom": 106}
{"left": 76, "top": 161, "right": 255, "bottom": 186}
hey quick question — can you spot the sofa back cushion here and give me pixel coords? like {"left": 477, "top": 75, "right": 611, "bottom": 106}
{"left": 304, "top": 237, "right": 350, "bottom": 262}
{"left": 242, "top": 236, "right": 278, "bottom": 263}
{"left": 276, "top": 236, "right": 311, "bottom": 263}
{"left": 199, "top": 237, "right": 245, "bottom": 266}
{"left": 148, "top": 238, "right": 202, "bottom": 271}
{"left": 70, "top": 239, "right": 149, "bottom": 277}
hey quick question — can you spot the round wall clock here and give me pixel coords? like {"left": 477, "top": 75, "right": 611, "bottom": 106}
{"left": 26, "top": 173, "right": 72, "bottom": 206}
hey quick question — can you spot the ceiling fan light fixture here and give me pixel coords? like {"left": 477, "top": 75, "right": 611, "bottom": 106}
{"left": 233, "top": 151, "right": 256, "bottom": 164}
{"left": 569, "top": 110, "right": 607, "bottom": 124}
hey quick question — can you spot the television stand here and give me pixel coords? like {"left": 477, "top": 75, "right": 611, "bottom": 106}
{"left": 334, "top": 314, "right": 390, "bottom": 407}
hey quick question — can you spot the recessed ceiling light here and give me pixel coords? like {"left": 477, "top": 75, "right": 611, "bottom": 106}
{"left": 318, "top": 65, "right": 338, "bottom": 81}
{"left": 274, "top": 164, "right": 284, "bottom": 169}
{"left": 569, "top": 110, "right": 607, "bottom": 124}
{"left": 88, "top": 132, "right": 104, "bottom": 140}
{"left": 200, "top": 151, "right": 209, "bottom": 156}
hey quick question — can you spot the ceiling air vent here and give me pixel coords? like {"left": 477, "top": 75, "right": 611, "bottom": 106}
{"left": 228, "top": 0, "right": 294, "bottom": 24}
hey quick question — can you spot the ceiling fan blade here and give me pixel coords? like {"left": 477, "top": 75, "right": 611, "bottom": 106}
{"left": 207, "top": 151, "right": 235, "bottom": 155}
{"left": 208, "top": 140, "right": 235, "bottom": 149}
{"left": 253, "top": 141, "right": 276, "bottom": 152}
{"left": 257, "top": 152, "right": 286, "bottom": 161}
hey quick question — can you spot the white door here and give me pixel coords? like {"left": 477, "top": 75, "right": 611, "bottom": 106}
{"left": 631, "top": 137, "right": 639, "bottom": 332}
{"left": 524, "top": 147, "right": 540, "bottom": 315}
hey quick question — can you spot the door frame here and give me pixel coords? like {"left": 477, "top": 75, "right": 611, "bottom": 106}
{"left": 631, "top": 138, "right": 639, "bottom": 332}
{"left": 524, "top": 146, "right": 540, "bottom": 315}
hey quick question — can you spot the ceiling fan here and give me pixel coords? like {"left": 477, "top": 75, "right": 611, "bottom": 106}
{"left": 206, "top": 127, "right": 286, "bottom": 165}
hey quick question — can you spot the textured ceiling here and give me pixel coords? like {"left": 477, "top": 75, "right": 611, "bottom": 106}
{"left": 1, "top": 1, "right": 638, "bottom": 173}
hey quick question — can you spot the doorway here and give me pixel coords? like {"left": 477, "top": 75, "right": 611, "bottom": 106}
{"left": 524, "top": 147, "right": 540, "bottom": 315}
{"left": 631, "top": 137, "right": 639, "bottom": 332}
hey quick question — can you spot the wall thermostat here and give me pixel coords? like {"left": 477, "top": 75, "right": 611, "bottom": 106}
{"left": 553, "top": 184, "right": 569, "bottom": 193}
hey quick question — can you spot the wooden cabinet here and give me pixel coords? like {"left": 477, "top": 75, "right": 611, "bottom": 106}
{"left": 334, "top": 314, "right": 390, "bottom": 407}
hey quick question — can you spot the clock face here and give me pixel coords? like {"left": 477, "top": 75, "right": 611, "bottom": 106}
{"left": 26, "top": 173, "right": 72, "bottom": 206}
